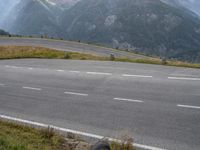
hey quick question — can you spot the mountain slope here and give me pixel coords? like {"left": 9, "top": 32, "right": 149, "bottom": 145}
{"left": 61, "top": 0, "right": 200, "bottom": 62}
{"left": 0, "top": 29, "right": 9, "bottom": 36}
{"left": 8, "top": 0, "right": 63, "bottom": 37}
{"left": 162, "top": 0, "right": 200, "bottom": 16}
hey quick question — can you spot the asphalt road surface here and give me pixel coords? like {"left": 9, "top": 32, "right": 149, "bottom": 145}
{"left": 0, "top": 59, "right": 199, "bottom": 150}
{"left": 0, "top": 37, "right": 147, "bottom": 59}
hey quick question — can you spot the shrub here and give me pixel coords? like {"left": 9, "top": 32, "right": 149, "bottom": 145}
{"left": 111, "top": 136, "right": 135, "bottom": 150}
{"left": 41, "top": 126, "right": 55, "bottom": 139}
{"left": 161, "top": 58, "right": 167, "bottom": 65}
{"left": 64, "top": 52, "right": 71, "bottom": 59}
{"left": 110, "top": 54, "right": 115, "bottom": 61}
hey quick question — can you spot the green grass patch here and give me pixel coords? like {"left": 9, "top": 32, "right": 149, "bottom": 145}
{"left": 0, "top": 120, "right": 70, "bottom": 150}
{"left": 0, "top": 46, "right": 199, "bottom": 69}
{"left": 0, "top": 119, "right": 137, "bottom": 150}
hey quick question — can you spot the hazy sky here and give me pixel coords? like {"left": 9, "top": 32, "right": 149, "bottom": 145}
{"left": 0, "top": 0, "right": 20, "bottom": 28}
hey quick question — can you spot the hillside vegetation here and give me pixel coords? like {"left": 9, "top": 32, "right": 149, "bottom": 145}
{"left": 0, "top": 120, "right": 90, "bottom": 150}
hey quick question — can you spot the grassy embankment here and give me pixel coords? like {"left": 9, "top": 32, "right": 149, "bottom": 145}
{"left": 0, "top": 120, "right": 89, "bottom": 150}
{"left": 0, "top": 46, "right": 199, "bottom": 69}
{"left": 0, "top": 120, "right": 136, "bottom": 150}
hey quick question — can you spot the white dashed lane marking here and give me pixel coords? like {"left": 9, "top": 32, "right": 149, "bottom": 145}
{"left": 22, "top": 86, "right": 42, "bottom": 91}
{"left": 168, "top": 77, "right": 200, "bottom": 81}
{"left": 5, "top": 65, "right": 22, "bottom": 69}
{"left": 114, "top": 98, "right": 144, "bottom": 103}
{"left": 122, "top": 74, "right": 153, "bottom": 78}
{"left": 64, "top": 91, "right": 88, "bottom": 96}
{"left": 177, "top": 104, "right": 200, "bottom": 109}
{"left": 86, "top": 72, "right": 112, "bottom": 75}
{"left": 69, "top": 71, "right": 80, "bottom": 73}
{"left": 56, "top": 70, "right": 65, "bottom": 72}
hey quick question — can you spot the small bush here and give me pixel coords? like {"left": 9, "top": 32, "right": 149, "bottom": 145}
{"left": 110, "top": 131, "right": 136, "bottom": 150}
{"left": 81, "top": 57, "right": 86, "bottom": 60}
{"left": 111, "top": 136, "right": 135, "bottom": 150}
{"left": 161, "top": 58, "right": 167, "bottom": 65}
{"left": 64, "top": 52, "right": 71, "bottom": 59}
{"left": 110, "top": 54, "right": 115, "bottom": 61}
{"left": 41, "top": 126, "right": 55, "bottom": 139}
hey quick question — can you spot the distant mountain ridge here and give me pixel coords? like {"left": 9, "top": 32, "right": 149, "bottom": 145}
{"left": 0, "top": 29, "right": 9, "bottom": 35}
{"left": 6, "top": 0, "right": 63, "bottom": 37}
{"left": 1, "top": 0, "right": 200, "bottom": 62}
{"left": 162, "top": 0, "right": 200, "bottom": 16}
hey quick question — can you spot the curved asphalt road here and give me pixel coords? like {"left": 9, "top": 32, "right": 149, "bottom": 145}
{"left": 0, "top": 59, "right": 200, "bottom": 150}
{"left": 0, "top": 37, "right": 148, "bottom": 58}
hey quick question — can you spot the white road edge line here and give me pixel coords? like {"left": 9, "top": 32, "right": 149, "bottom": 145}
{"left": 114, "top": 98, "right": 144, "bottom": 103}
{"left": 0, "top": 114, "right": 166, "bottom": 150}
{"left": 23, "top": 86, "right": 42, "bottom": 91}
{"left": 86, "top": 72, "right": 112, "bottom": 75}
{"left": 177, "top": 104, "right": 200, "bottom": 109}
{"left": 168, "top": 77, "right": 200, "bottom": 81}
{"left": 122, "top": 74, "right": 153, "bottom": 78}
{"left": 64, "top": 91, "right": 88, "bottom": 96}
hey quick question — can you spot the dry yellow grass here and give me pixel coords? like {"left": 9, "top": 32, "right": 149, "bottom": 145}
{"left": 0, "top": 45, "right": 199, "bottom": 69}
{"left": 0, "top": 46, "right": 106, "bottom": 60}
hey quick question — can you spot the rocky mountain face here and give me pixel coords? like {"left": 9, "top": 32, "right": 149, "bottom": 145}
{"left": 61, "top": 0, "right": 200, "bottom": 62}
{"left": 6, "top": 0, "right": 63, "bottom": 37}
{"left": 1, "top": 0, "right": 200, "bottom": 62}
